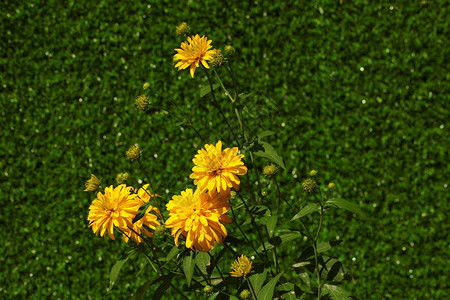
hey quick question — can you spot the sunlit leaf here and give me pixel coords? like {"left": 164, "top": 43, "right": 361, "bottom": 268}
{"left": 195, "top": 252, "right": 210, "bottom": 275}
{"left": 183, "top": 252, "right": 195, "bottom": 287}
{"left": 322, "top": 284, "right": 351, "bottom": 299}
{"left": 200, "top": 83, "right": 220, "bottom": 97}
{"left": 257, "top": 272, "right": 283, "bottom": 300}
{"left": 326, "top": 198, "right": 368, "bottom": 219}
{"left": 109, "top": 257, "right": 129, "bottom": 290}
{"left": 253, "top": 141, "right": 286, "bottom": 169}
{"left": 249, "top": 269, "right": 268, "bottom": 295}
{"left": 291, "top": 203, "right": 319, "bottom": 221}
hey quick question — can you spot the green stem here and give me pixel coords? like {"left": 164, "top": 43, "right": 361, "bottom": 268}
{"left": 207, "top": 252, "right": 226, "bottom": 283}
{"left": 203, "top": 68, "right": 241, "bottom": 147}
{"left": 237, "top": 194, "right": 270, "bottom": 265}
{"left": 273, "top": 175, "right": 294, "bottom": 211}
{"left": 230, "top": 205, "right": 264, "bottom": 262}
{"left": 170, "top": 283, "right": 189, "bottom": 300}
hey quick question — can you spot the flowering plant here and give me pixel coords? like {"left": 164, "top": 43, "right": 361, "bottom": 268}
{"left": 84, "top": 23, "right": 366, "bottom": 299}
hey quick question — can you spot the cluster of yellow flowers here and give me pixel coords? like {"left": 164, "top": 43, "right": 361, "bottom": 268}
{"left": 166, "top": 140, "right": 247, "bottom": 252}
{"left": 87, "top": 184, "right": 160, "bottom": 243}
{"left": 86, "top": 141, "right": 247, "bottom": 252}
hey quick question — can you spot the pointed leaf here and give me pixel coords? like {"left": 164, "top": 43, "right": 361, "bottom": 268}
{"left": 195, "top": 252, "right": 210, "bottom": 275}
{"left": 249, "top": 269, "right": 268, "bottom": 295}
{"left": 322, "top": 284, "right": 351, "bottom": 299}
{"left": 109, "top": 253, "right": 132, "bottom": 290}
{"left": 326, "top": 198, "right": 367, "bottom": 219}
{"left": 253, "top": 141, "right": 286, "bottom": 169}
{"left": 182, "top": 252, "right": 195, "bottom": 287}
{"left": 291, "top": 203, "right": 319, "bottom": 221}
{"left": 207, "top": 292, "right": 220, "bottom": 300}
{"left": 257, "top": 130, "right": 275, "bottom": 140}
{"left": 260, "top": 215, "right": 277, "bottom": 238}
{"left": 153, "top": 274, "right": 175, "bottom": 300}
{"left": 257, "top": 272, "right": 283, "bottom": 300}
{"left": 164, "top": 245, "right": 180, "bottom": 264}
{"left": 200, "top": 83, "right": 220, "bottom": 97}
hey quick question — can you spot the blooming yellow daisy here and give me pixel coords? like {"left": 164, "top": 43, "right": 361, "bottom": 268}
{"left": 165, "top": 188, "right": 232, "bottom": 252}
{"left": 174, "top": 34, "right": 215, "bottom": 78}
{"left": 230, "top": 254, "right": 252, "bottom": 277}
{"left": 190, "top": 141, "right": 247, "bottom": 195}
{"left": 87, "top": 185, "right": 140, "bottom": 240}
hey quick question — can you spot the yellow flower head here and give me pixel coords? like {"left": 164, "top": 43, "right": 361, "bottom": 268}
{"left": 175, "top": 22, "right": 189, "bottom": 36}
{"left": 87, "top": 185, "right": 140, "bottom": 240}
{"left": 123, "top": 205, "right": 160, "bottom": 243}
{"left": 174, "top": 34, "right": 215, "bottom": 78}
{"left": 190, "top": 141, "right": 247, "bottom": 195}
{"left": 84, "top": 174, "right": 101, "bottom": 192}
{"left": 230, "top": 255, "right": 252, "bottom": 277}
{"left": 263, "top": 163, "right": 277, "bottom": 176}
{"left": 165, "top": 188, "right": 232, "bottom": 252}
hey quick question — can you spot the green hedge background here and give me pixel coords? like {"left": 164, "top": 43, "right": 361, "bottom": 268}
{"left": 1, "top": 0, "right": 448, "bottom": 299}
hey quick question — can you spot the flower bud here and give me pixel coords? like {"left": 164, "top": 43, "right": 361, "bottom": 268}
{"left": 203, "top": 285, "right": 213, "bottom": 295}
{"left": 135, "top": 95, "right": 149, "bottom": 110}
{"left": 126, "top": 145, "right": 141, "bottom": 161}
{"left": 309, "top": 170, "right": 318, "bottom": 177}
{"left": 328, "top": 182, "right": 336, "bottom": 190}
{"left": 84, "top": 174, "right": 101, "bottom": 192}
{"left": 154, "top": 224, "right": 165, "bottom": 236}
{"left": 175, "top": 22, "right": 189, "bottom": 36}
{"left": 143, "top": 82, "right": 150, "bottom": 90}
{"left": 262, "top": 191, "right": 267, "bottom": 197}
{"left": 210, "top": 49, "right": 224, "bottom": 67}
{"left": 302, "top": 178, "right": 316, "bottom": 193}
{"left": 230, "top": 190, "right": 237, "bottom": 200}
{"left": 263, "top": 164, "right": 277, "bottom": 176}
{"left": 240, "top": 289, "right": 251, "bottom": 299}
{"left": 225, "top": 45, "right": 235, "bottom": 55}
{"left": 115, "top": 172, "right": 129, "bottom": 184}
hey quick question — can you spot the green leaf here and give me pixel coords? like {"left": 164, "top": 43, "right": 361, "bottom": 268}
{"left": 253, "top": 141, "right": 286, "bottom": 169}
{"left": 322, "top": 284, "right": 351, "bottom": 299}
{"left": 299, "top": 240, "right": 343, "bottom": 260}
{"left": 257, "top": 232, "right": 302, "bottom": 253}
{"left": 291, "top": 203, "right": 319, "bottom": 221}
{"left": 199, "top": 83, "right": 220, "bottom": 97}
{"left": 152, "top": 274, "right": 175, "bottom": 300}
{"left": 257, "top": 272, "right": 283, "bottom": 300}
{"left": 134, "top": 276, "right": 163, "bottom": 300}
{"left": 195, "top": 252, "right": 210, "bottom": 275}
{"left": 182, "top": 252, "right": 195, "bottom": 287}
{"left": 109, "top": 257, "right": 129, "bottom": 290}
{"left": 249, "top": 269, "right": 268, "bottom": 295}
{"left": 260, "top": 215, "right": 277, "bottom": 238}
{"left": 257, "top": 130, "right": 275, "bottom": 140}
{"left": 207, "top": 292, "right": 219, "bottom": 300}
{"left": 133, "top": 201, "right": 152, "bottom": 223}
{"left": 326, "top": 198, "right": 368, "bottom": 219}
{"left": 164, "top": 245, "right": 180, "bottom": 264}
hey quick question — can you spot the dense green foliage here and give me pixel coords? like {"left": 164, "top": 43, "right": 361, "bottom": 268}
{"left": 1, "top": 0, "right": 448, "bottom": 299}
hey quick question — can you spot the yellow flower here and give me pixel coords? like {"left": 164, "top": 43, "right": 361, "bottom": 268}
{"left": 190, "top": 141, "right": 247, "bottom": 195}
{"left": 87, "top": 185, "right": 140, "bottom": 240}
{"left": 84, "top": 174, "right": 101, "bottom": 192}
{"left": 263, "top": 163, "right": 277, "bottom": 176}
{"left": 230, "top": 255, "right": 252, "bottom": 277}
{"left": 123, "top": 205, "right": 160, "bottom": 243}
{"left": 165, "top": 188, "right": 232, "bottom": 252}
{"left": 174, "top": 34, "right": 215, "bottom": 78}
{"left": 135, "top": 184, "right": 163, "bottom": 219}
